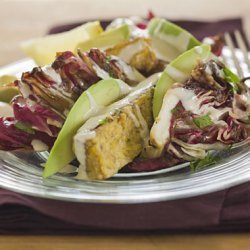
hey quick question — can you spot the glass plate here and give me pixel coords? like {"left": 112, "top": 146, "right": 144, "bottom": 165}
{"left": 0, "top": 48, "right": 250, "bottom": 204}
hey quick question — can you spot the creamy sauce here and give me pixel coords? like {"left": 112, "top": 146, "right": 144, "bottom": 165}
{"left": 91, "top": 55, "right": 144, "bottom": 84}
{"left": 126, "top": 108, "right": 140, "bottom": 127}
{"left": 134, "top": 104, "right": 149, "bottom": 146}
{"left": 92, "top": 62, "right": 110, "bottom": 80}
{"left": 165, "top": 65, "right": 188, "bottom": 83}
{"left": 59, "top": 164, "right": 78, "bottom": 174}
{"left": 117, "top": 39, "right": 146, "bottom": 63}
{"left": 75, "top": 163, "right": 90, "bottom": 180}
{"left": 42, "top": 65, "right": 73, "bottom": 99}
{"left": 115, "top": 59, "right": 145, "bottom": 82}
{"left": 47, "top": 118, "right": 62, "bottom": 128}
{"left": 150, "top": 87, "right": 232, "bottom": 148}
{"left": 194, "top": 46, "right": 203, "bottom": 55}
{"left": 202, "top": 37, "right": 215, "bottom": 46}
{"left": 19, "top": 81, "right": 32, "bottom": 99}
{"left": 0, "top": 102, "right": 14, "bottom": 117}
{"left": 42, "top": 65, "right": 62, "bottom": 84}
{"left": 73, "top": 73, "right": 160, "bottom": 179}
{"left": 115, "top": 79, "right": 132, "bottom": 95}
{"left": 204, "top": 64, "right": 213, "bottom": 75}
{"left": 74, "top": 130, "right": 96, "bottom": 180}
{"left": 84, "top": 90, "right": 102, "bottom": 120}
{"left": 31, "top": 139, "right": 49, "bottom": 151}
{"left": 123, "top": 106, "right": 149, "bottom": 151}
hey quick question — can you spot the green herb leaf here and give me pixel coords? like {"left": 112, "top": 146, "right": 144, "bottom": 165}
{"left": 171, "top": 106, "right": 179, "bottom": 114}
{"left": 15, "top": 122, "right": 35, "bottom": 134}
{"left": 105, "top": 55, "right": 112, "bottom": 63}
{"left": 223, "top": 67, "right": 240, "bottom": 93}
{"left": 193, "top": 115, "right": 213, "bottom": 128}
{"left": 190, "top": 153, "right": 220, "bottom": 172}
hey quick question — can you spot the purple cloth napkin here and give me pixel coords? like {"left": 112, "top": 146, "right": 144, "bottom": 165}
{"left": 1, "top": 182, "right": 250, "bottom": 234}
{"left": 1, "top": 18, "right": 250, "bottom": 234}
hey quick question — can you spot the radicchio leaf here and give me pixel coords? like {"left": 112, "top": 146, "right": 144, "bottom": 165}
{"left": 0, "top": 117, "right": 54, "bottom": 151}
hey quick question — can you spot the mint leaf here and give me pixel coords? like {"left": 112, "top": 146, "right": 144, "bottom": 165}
{"left": 15, "top": 122, "right": 35, "bottom": 134}
{"left": 193, "top": 115, "right": 213, "bottom": 128}
{"left": 223, "top": 67, "right": 240, "bottom": 93}
{"left": 171, "top": 106, "right": 181, "bottom": 114}
{"left": 190, "top": 153, "right": 220, "bottom": 171}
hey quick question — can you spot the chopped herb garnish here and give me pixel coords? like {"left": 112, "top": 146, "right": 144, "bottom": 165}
{"left": 105, "top": 55, "right": 112, "bottom": 63}
{"left": 171, "top": 106, "right": 179, "bottom": 114}
{"left": 15, "top": 122, "right": 35, "bottom": 134}
{"left": 190, "top": 153, "right": 220, "bottom": 171}
{"left": 193, "top": 115, "right": 213, "bottom": 128}
{"left": 223, "top": 67, "right": 240, "bottom": 93}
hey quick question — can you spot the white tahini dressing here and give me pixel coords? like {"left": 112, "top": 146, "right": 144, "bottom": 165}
{"left": 115, "top": 79, "right": 132, "bottom": 95}
{"left": 165, "top": 65, "right": 189, "bottom": 83}
{"left": 92, "top": 62, "right": 110, "bottom": 80}
{"left": 0, "top": 102, "right": 14, "bottom": 117}
{"left": 84, "top": 90, "right": 103, "bottom": 121}
{"left": 134, "top": 104, "right": 149, "bottom": 146}
{"left": 73, "top": 73, "right": 160, "bottom": 179}
{"left": 19, "top": 81, "right": 33, "bottom": 99}
{"left": 194, "top": 46, "right": 203, "bottom": 55}
{"left": 42, "top": 65, "right": 74, "bottom": 99}
{"left": 115, "top": 59, "right": 145, "bottom": 82}
{"left": 42, "top": 65, "right": 62, "bottom": 83}
{"left": 31, "top": 139, "right": 49, "bottom": 151}
{"left": 117, "top": 39, "right": 147, "bottom": 63}
{"left": 91, "top": 56, "right": 144, "bottom": 83}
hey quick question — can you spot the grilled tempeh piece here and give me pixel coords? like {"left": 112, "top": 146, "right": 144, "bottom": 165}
{"left": 73, "top": 76, "right": 158, "bottom": 180}
{"left": 85, "top": 90, "right": 153, "bottom": 180}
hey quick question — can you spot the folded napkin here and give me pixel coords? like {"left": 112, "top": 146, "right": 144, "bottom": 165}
{"left": 1, "top": 182, "right": 250, "bottom": 234}
{"left": 1, "top": 18, "right": 250, "bottom": 234}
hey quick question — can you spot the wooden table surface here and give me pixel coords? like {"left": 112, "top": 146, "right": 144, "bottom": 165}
{"left": 1, "top": 0, "right": 250, "bottom": 249}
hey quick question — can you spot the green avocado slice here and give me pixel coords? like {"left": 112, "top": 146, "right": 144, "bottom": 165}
{"left": 148, "top": 18, "right": 201, "bottom": 62}
{"left": 0, "top": 74, "right": 17, "bottom": 86}
{"left": 43, "top": 78, "right": 131, "bottom": 178}
{"left": 0, "top": 86, "right": 19, "bottom": 103}
{"left": 0, "top": 75, "right": 19, "bottom": 103}
{"left": 153, "top": 44, "right": 211, "bottom": 118}
{"left": 75, "top": 24, "right": 130, "bottom": 52}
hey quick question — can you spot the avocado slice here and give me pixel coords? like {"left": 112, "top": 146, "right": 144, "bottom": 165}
{"left": 75, "top": 24, "right": 130, "bottom": 52}
{"left": 153, "top": 44, "right": 211, "bottom": 118}
{"left": 0, "top": 86, "right": 19, "bottom": 103}
{"left": 21, "top": 21, "right": 103, "bottom": 66}
{"left": 43, "top": 78, "right": 131, "bottom": 178}
{"left": 148, "top": 18, "right": 201, "bottom": 62}
{"left": 0, "top": 75, "right": 19, "bottom": 103}
{"left": 0, "top": 75, "right": 17, "bottom": 86}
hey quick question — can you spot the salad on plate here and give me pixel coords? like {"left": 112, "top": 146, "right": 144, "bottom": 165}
{"left": 0, "top": 13, "right": 249, "bottom": 181}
